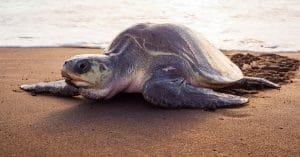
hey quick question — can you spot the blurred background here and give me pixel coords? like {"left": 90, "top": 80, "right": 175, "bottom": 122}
{"left": 0, "top": 0, "right": 299, "bottom": 52}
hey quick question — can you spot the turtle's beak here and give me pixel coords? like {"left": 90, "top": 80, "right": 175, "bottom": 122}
{"left": 61, "top": 70, "right": 76, "bottom": 86}
{"left": 61, "top": 69, "right": 71, "bottom": 80}
{"left": 61, "top": 69, "right": 94, "bottom": 88}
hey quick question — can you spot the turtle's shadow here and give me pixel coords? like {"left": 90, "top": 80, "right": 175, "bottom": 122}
{"left": 36, "top": 93, "right": 215, "bottom": 135}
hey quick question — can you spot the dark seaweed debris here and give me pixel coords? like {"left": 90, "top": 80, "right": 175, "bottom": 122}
{"left": 221, "top": 53, "right": 300, "bottom": 95}
{"left": 230, "top": 53, "right": 299, "bottom": 84}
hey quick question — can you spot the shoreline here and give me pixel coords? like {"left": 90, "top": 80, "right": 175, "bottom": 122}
{"left": 0, "top": 48, "right": 299, "bottom": 156}
{"left": 1, "top": 47, "right": 300, "bottom": 53}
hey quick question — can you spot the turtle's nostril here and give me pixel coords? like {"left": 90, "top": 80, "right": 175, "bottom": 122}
{"left": 63, "top": 61, "right": 69, "bottom": 66}
{"left": 64, "top": 60, "right": 75, "bottom": 67}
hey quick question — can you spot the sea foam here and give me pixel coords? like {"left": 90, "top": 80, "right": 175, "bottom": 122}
{"left": 0, "top": 0, "right": 299, "bottom": 52}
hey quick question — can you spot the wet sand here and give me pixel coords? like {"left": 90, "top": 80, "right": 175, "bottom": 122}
{"left": 0, "top": 48, "right": 299, "bottom": 156}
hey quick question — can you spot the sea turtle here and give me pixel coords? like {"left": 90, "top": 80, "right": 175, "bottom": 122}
{"left": 20, "top": 23, "right": 279, "bottom": 109}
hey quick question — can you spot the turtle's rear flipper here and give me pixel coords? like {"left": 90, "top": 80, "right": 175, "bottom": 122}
{"left": 20, "top": 80, "right": 79, "bottom": 97}
{"left": 236, "top": 76, "right": 280, "bottom": 89}
{"left": 143, "top": 78, "right": 248, "bottom": 110}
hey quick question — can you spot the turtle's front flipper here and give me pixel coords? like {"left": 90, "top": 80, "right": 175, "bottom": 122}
{"left": 143, "top": 78, "right": 248, "bottom": 109}
{"left": 20, "top": 80, "right": 79, "bottom": 97}
{"left": 237, "top": 76, "right": 280, "bottom": 89}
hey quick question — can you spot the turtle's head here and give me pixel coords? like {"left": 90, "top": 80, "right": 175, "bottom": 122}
{"left": 61, "top": 54, "right": 113, "bottom": 89}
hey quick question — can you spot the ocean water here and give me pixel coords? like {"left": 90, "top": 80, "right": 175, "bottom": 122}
{"left": 0, "top": 0, "right": 299, "bottom": 52}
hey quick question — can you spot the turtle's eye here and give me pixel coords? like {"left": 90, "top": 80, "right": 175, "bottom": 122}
{"left": 75, "top": 60, "right": 91, "bottom": 74}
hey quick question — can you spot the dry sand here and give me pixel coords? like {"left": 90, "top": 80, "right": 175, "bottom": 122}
{"left": 0, "top": 48, "right": 299, "bottom": 156}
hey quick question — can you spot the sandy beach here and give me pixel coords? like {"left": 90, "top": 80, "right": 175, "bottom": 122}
{"left": 0, "top": 48, "right": 299, "bottom": 156}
